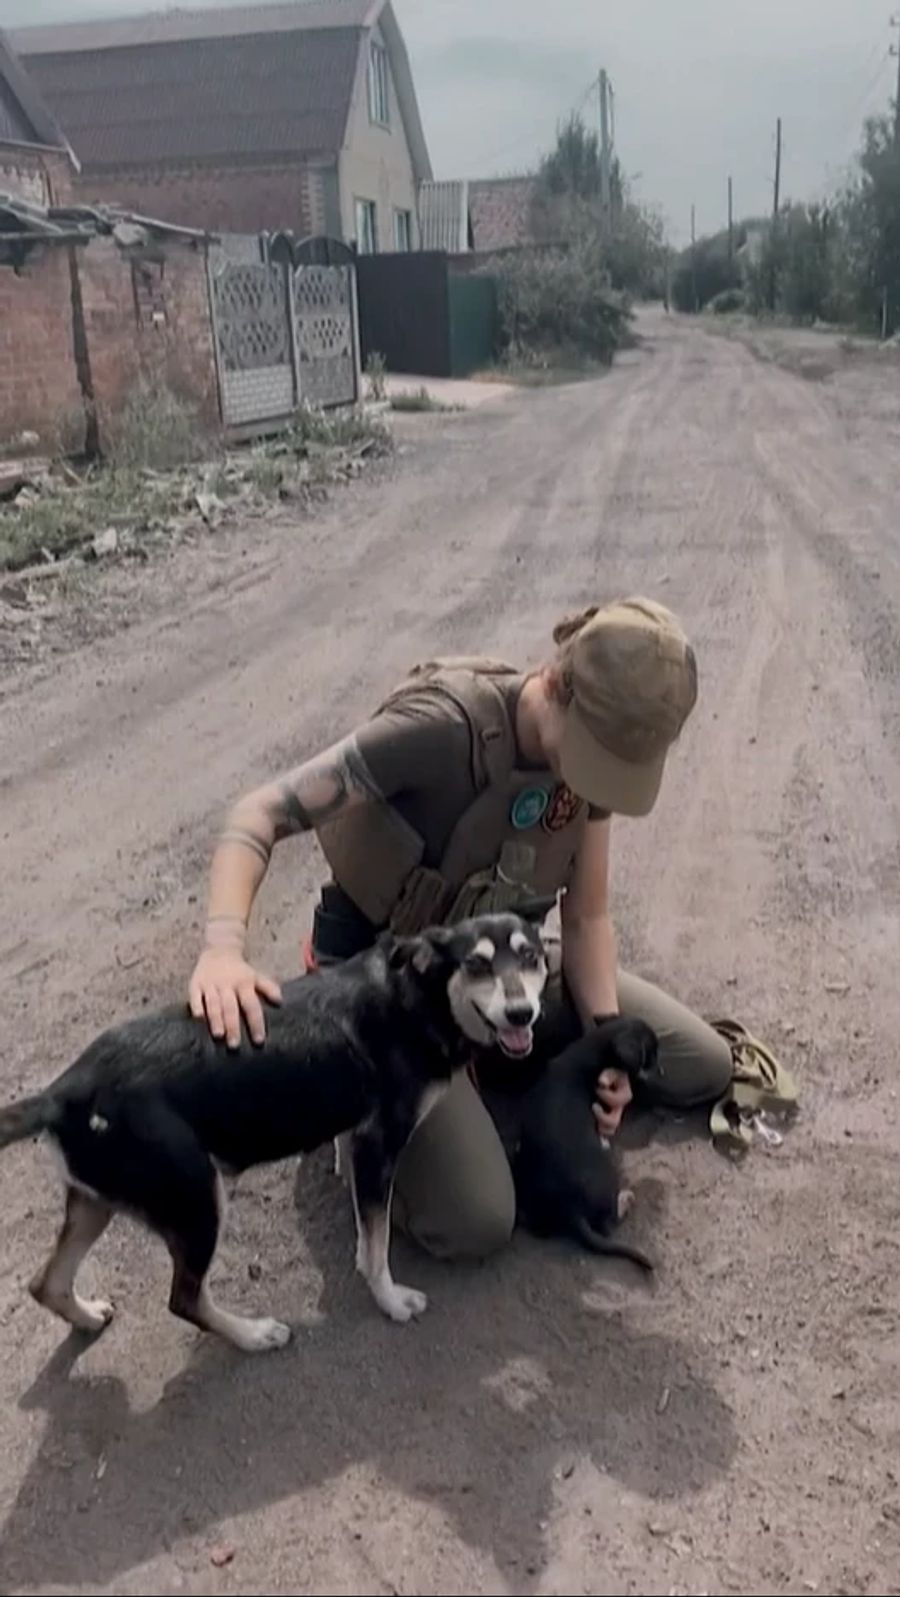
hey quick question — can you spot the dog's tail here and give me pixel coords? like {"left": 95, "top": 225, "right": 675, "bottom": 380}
{"left": 572, "top": 1214, "right": 654, "bottom": 1273}
{"left": 0, "top": 1092, "right": 55, "bottom": 1152}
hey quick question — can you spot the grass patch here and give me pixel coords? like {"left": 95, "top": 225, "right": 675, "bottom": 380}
{"left": 0, "top": 468, "right": 188, "bottom": 572}
{"left": 389, "top": 386, "right": 460, "bottom": 413}
{"left": 1, "top": 398, "right": 393, "bottom": 572}
{"left": 482, "top": 349, "right": 614, "bottom": 388}
{"left": 287, "top": 400, "right": 391, "bottom": 451}
{"left": 105, "top": 375, "right": 211, "bottom": 471}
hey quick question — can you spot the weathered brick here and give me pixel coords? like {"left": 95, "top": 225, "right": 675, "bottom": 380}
{"left": 0, "top": 250, "right": 83, "bottom": 451}
{"left": 75, "top": 161, "right": 319, "bottom": 237}
{"left": 0, "top": 230, "right": 220, "bottom": 455}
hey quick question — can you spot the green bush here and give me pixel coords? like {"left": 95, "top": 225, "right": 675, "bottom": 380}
{"left": 708, "top": 287, "right": 745, "bottom": 314}
{"left": 671, "top": 234, "right": 742, "bottom": 312}
{"left": 492, "top": 241, "right": 632, "bottom": 365}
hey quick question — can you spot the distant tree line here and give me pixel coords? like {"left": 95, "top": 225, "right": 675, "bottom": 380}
{"left": 672, "top": 112, "right": 900, "bottom": 336}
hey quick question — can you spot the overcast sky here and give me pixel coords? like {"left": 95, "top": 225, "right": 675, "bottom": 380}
{"left": 7, "top": 0, "right": 898, "bottom": 241}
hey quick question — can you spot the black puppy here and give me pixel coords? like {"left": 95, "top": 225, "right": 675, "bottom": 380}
{"left": 513, "top": 1017, "right": 659, "bottom": 1271}
{"left": 0, "top": 911, "right": 548, "bottom": 1354}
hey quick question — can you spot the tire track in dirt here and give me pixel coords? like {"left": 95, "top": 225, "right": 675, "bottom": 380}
{"left": 4, "top": 314, "right": 900, "bottom": 1597}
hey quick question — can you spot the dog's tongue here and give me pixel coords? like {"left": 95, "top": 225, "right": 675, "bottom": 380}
{"left": 498, "top": 1026, "right": 533, "bottom": 1057}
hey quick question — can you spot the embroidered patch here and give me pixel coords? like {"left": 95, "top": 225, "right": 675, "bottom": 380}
{"left": 510, "top": 787, "right": 550, "bottom": 830}
{"left": 542, "top": 782, "right": 584, "bottom": 833}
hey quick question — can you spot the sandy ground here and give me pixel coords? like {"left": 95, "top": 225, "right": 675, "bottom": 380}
{"left": 2, "top": 308, "right": 900, "bottom": 1597}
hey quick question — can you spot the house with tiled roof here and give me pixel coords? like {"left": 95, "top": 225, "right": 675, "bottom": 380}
{"left": 13, "top": 0, "right": 431, "bottom": 250}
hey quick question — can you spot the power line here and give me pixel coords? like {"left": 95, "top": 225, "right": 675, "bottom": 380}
{"left": 478, "top": 72, "right": 599, "bottom": 172}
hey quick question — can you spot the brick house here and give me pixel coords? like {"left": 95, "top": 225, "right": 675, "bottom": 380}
{"left": 14, "top": 0, "right": 432, "bottom": 253}
{"left": 0, "top": 30, "right": 83, "bottom": 449}
{"left": 419, "top": 174, "right": 541, "bottom": 256}
{"left": 0, "top": 34, "right": 218, "bottom": 456}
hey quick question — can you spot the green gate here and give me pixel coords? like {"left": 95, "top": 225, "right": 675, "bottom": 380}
{"left": 447, "top": 273, "right": 498, "bottom": 377}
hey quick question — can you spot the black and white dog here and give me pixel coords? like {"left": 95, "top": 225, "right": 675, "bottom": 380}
{"left": 0, "top": 912, "right": 548, "bottom": 1353}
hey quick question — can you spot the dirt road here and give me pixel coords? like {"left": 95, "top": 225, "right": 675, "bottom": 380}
{"left": 3, "top": 311, "right": 900, "bottom": 1596}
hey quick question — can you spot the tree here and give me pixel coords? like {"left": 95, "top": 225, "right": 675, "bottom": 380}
{"left": 530, "top": 113, "right": 664, "bottom": 296}
{"left": 851, "top": 113, "right": 900, "bottom": 332}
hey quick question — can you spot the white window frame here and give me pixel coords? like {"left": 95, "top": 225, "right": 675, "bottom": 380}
{"left": 368, "top": 39, "right": 390, "bottom": 126}
{"left": 355, "top": 197, "right": 378, "bottom": 255}
{"left": 393, "top": 208, "right": 412, "bottom": 252}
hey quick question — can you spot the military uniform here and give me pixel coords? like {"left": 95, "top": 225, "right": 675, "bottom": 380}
{"left": 303, "top": 657, "right": 731, "bottom": 1259}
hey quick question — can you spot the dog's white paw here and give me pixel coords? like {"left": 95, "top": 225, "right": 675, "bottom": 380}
{"left": 76, "top": 1296, "right": 115, "bottom": 1332}
{"left": 617, "top": 1188, "right": 635, "bottom": 1220}
{"left": 236, "top": 1316, "right": 292, "bottom": 1353}
{"left": 379, "top": 1283, "right": 428, "bottom": 1324}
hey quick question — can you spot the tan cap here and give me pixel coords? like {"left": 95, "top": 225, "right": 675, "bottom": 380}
{"left": 557, "top": 598, "right": 697, "bottom": 817}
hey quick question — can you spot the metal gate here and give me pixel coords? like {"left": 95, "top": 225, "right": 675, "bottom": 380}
{"left": 292, "top": 263, "right": 358, "bottom": 407}
{"left": 209, "top": 243, "right": 358, "bottom": 428}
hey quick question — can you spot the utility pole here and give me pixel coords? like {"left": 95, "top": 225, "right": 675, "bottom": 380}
{"left": 727, "top": 176, "right": 734, "bottom": 259}
{"left": 892, "top": 14, "right": 900, "bottom": 148}
{"left": 773, "top": 116, "right": 782, "bottom": 219}
{"left": 599, "top": 68, "right": 612, "bottom": 228}
{"left": 690, "top": 203, "right": 698, "bottom": 313}
{"left": 769, "top": 117, "right": 782, "bottom": 311}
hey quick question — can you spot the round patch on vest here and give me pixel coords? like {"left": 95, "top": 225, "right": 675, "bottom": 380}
{"left": 542, "top": 782, "right": 585, "bottom": 833}
{"left": 510, "top": 787, "right": 550, "bottom": 830}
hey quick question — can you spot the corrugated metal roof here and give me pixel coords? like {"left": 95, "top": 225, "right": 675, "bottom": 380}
{"left": 12, "top": 2, "right": 376, "bottom": 54}
{"left": 470, "top": 176, "right": 538, "bottom": 253}
{"left": 19, "top": 27, "right": 361, "bottom": 169}
{"left": 418, "top": 179, "right": 469, "bottom": 252}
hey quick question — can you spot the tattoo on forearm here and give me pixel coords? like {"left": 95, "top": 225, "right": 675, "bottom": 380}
{"left": 220, "top": 828, "right": 272, "bottom": 866}
{"left": 272, "top": 736, "right": 384, "bottom": 840}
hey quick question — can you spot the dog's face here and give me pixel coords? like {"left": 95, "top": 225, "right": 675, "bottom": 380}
{"left": 596, "top": 1016, "right": 660, "bottom": 1085}
{"left": 390, "top": 909, "right": 549, "bottom": 1059}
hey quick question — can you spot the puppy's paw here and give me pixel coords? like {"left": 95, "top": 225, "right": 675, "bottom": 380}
{"left": 378, "top": 1283, "right": 428, "bottom": 1323}
{"left": 237, "top": 1316, "right": 292, "bottom": 1353}
{"left": 76, "top": 1296, "right": 115, "bottom": 1333}
{"left": 617, "top": 1188, "right": 635, "bottom": 1220}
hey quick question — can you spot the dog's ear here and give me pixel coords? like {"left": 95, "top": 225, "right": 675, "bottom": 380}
{"left": 514, "top": 894, "right": 557, "bottom": 926}
{"left": 612, "top": 1018, "right": 660, "bottom": 1080}
{"left": 387, "top": 927, "right": 454, "bottom": 976}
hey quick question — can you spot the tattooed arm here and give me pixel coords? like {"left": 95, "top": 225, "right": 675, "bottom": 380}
{"left": 189, "top": 735, "right": 384, "bottom": 1047}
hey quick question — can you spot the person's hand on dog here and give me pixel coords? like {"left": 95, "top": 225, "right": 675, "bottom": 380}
{"left": 592, "top": 1067, "right": 632, "bottom": 1136}
{"left": 189, "top": 949, "right": 281, "bottom": 1048}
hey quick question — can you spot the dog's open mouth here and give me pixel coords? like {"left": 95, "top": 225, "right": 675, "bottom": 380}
{"left": 475, "top": 1006, "right": 535, "bottom": 1058}
{"left": 496, "top": 1026, "right": 534, "bottom": 1059}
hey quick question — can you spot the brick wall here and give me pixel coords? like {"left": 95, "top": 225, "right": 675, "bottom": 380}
{"left": 79, "top": 160, "right": 325, "bottom": 238}
{"left": 78, "top": 237, "right": 220, "bottom": 449}
{"left": 0, "top": 140, "right": 74, "bottom": 207}
{"left": 0, "top": 234, "right": 220, "bottom": 457}
{"left": 0, "top": 246, "right": 85, "bottom": 452}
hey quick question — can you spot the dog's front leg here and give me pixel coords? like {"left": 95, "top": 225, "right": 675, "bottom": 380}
{"left": 349, "top": 1127, "right": 427, "bottom": 1323}
{"left": 333, "top": 1132, "right": 351, "bottom": 1181}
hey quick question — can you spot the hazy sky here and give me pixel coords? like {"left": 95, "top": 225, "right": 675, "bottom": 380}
{"left": 7, "top": 0, "right": 898, "bottom": 241}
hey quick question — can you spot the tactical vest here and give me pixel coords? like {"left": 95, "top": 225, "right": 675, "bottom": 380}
{"left": 316, "top": 658, "right": 589, "bottom": 936}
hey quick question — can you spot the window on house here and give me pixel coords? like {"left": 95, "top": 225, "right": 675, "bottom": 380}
{"left": 393, "top": 208, "right": 412, "bottom": 252}
{"left": 368, "top": 39, "right": 390, "bottom": 125}
{"left": 355, "top": 198, "right": 378, "bottom": 255}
